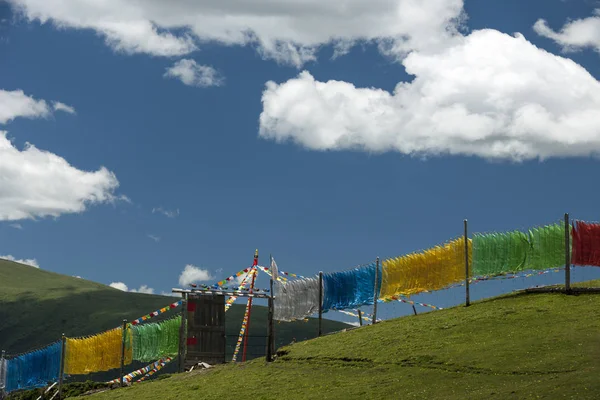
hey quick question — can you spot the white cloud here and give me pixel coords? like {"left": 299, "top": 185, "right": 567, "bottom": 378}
{"left": 147, "top": 234, "right": 161, "bottom": 242}
{"left": 164, "top": 59, "right": 224, "bottom": 88}
{"left": 160, "top": 291, "right": 180, "bottom": 297}
{"left": 109, "top": 281, "right": 128, "bottom": 291}
{"left": 259, "top": 29, "right": 600, "bottom": 161}
{"left": 6, "top": 0, "right": 464, "bottom": 66}
{"left": 0, "top": 89, "right": 51, "bottom": 124}
{"left": 110, "top": 281, "right": 155, "bottom": 294}
{"left": 179, "top": 264, "right": 213, "bottom": 286}
{"left": 53, "top": 101, "right": 76, "bottom": 114}
{"left": 0, "top": 254, "right": 39, "bottom": 268}
{"left": 534, "top": 10, "right": 600, "bottom": 53}
{"left": 0, "top": 131, "right": 120, "bottom": 221}
{"left": 9, "top": 223, "right": 22, "bottom": 229}
{"left": 152, "top": 206, "right": 179, "bottom": 218}
{"left": 131, "top": 284, "right": 155, "bottom": 294}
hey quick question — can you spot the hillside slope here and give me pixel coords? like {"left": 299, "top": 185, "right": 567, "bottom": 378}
{"left": 87, "top": 287, "right": 600, "bottom": 400}
{"left": 0, "top": 260, "right": 349, "bottom": 356}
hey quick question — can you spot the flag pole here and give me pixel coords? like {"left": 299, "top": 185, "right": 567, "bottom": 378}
{"left": 241, "top": 249, "right": 258, "bottom": 362}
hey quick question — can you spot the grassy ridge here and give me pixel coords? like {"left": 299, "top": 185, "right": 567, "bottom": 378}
{"left": 0, "top": 259, "right": 349, "bottom": 356}
{"left": 86, "top": 288, "right": 600, "bottom": 400}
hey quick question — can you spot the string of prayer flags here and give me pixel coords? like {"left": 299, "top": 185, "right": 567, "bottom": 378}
{"left": 273, "top": 277, "right": 321, "bottom": 322}
{"left": 215, "top": 267, "right": 256, "bottom": 287}
{"left": 4, "top": 342, "right": 61, "bottom": 392}
{"left": 65, "top": 328, "right": 132, "bottom": 375}
{"left": 380, "top": 237, "right": 470, "bottom": 299}
{"left": 136, "top": 357, "right": 172, "bottom": 382}
{"left": 131, "top": 317, "right": 180, "bottom": 362}
{"left": 571, "top": 221, "right": 600, "bottom": 266}
{"left": 107, "top": 357, "right": 172, "bottom": 384}
{"left": 131, "top": 301, "right": 182, "bottom": 326}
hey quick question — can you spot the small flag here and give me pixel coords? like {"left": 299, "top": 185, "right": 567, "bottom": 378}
{"left": 253, "top": 249, "right": 259, "bottom": 266}
{"left": 270, "top": 255, "right": 279, "bottom": 282}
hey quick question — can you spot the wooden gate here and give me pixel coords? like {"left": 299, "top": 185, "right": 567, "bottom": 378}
{"left": 185, "top": 294, "right": 226, "bottom": 367}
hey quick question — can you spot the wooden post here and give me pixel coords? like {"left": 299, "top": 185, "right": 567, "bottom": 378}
{"left": 412, "top": 305, "right": 418, "bottom": 316}
{"left": 372, "top": 257, "right": 379, "bottom": 324}
{"left": 266, "top": 278, "right": 274, "bottom": 362}
{"left": 178, "top": 293, "right": 188, "bottom": 372}
{"left": 318, "top": 271, "right": 323, "bottom": 337}
{"left": 58, "top": 334, "right": 66, "bottom": 400}
{"left": 464, "top": 219, "right": 471, "bottom": 307}
{"left": 119, "top": 320, "right": 127, "bottom": 387}
{"left": 565, "top": 213, "right": 571, "bottom": 294}
{"left": 357, "top": 310, "right": 363, "bottom": 326}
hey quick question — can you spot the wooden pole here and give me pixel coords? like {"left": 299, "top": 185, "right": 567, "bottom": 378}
{"left": 119, "top": 320, "right": 127, "bottom": 387}
{"left": 565, "top": 213, "right": 571, "bottom": 294}
{"left": 266, "top": 278, "right": 274, "bottom": 362}
{"left": 372, "top": 257, "right": 379, "bottom": 324}
{"left": 357, "top": 310, "right": 363, "bottom": 326}
{"left": 318, "top": 271, "right": 323, "bottom": 337}
{"left": 464, "top": 219, "right": 471, "bottom": 307}
{"left": 242, "top": 250, "right": 259, "bottom": 362}
{"left": 412, "top": 305, "right": 418, "bottom": 316}
{"left": 178, "top": 293, "right": 188, "bottom": 372}
{"left": 58, "top": 334, "right": 66, "bottom": 400}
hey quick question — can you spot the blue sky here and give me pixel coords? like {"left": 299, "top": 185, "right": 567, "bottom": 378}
{"left": 1, "top": 0, "right": 600, "bottom": 319}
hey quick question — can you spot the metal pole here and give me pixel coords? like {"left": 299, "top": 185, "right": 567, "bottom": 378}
{"left": 58, "top": 334, "right": 66, "bottom": 400}
{"left": 565, "top": 213, "right": 571, "bottom": 294}
{"left": 357, "top": 310, "right": 363, "bottom": 326}
{"left": 266, "top": 278, "right": 274, "bottom": 362}
{"left": 464, "top": 219, "right": 471, "bottom": 307}
{"left": 178, "top": 293, "right": 188, "bottom": 372}
{"left": 119, "top": 320, "right": 127, "bottom": 387}
{"left": 318, "top": 271, "right": 323, "bottom": 337}
{"left": 372, "top": 257, "right": 379, "bottom": 324}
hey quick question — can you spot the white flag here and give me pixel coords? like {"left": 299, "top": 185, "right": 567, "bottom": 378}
{"left": 271, "top": 256, "right": 279, "bottom": 281}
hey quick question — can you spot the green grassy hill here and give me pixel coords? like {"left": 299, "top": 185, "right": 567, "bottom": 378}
{"left": 84, "top": 285, "right": 600, "bottom": 400}
{"left": 0, "top": 259, "right": 349, "bottom": 356}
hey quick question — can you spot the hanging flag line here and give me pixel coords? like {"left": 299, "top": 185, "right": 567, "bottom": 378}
{"left": 335, "top": 309, "right": 379, "bottom": 323}
{"left": 191, "top": 283, "right": 269, "bottom": 292}
{"left": 172, "top": 288, "right": 271, "bottom": 298}
{"left": 231, "top": 267, "right": 256, "bottom": 362}
{"left": 131, "top": 301, "right": 183, "bottom": 326}
{"left": 383, "top": 296, "right": 442, "bottom": 310}
{"left": 225, "top": 270, "right": 253, "bottom": 312}
{"left": 257, "top": 265, "right": 287, "bottom": 282}
{"left": 136, "top": 357, "right": 173, "bottom": 382}
{"left": 259, "top": 265, "right": 305, "bottom": 279}
{"left": 106, "top": 357, "right": 171, "bottom": 384}
{"left": 213, "top": 267, "right": 256, "bottom": 287}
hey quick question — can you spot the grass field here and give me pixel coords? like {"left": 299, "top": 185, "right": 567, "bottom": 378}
{"left": 85, "top": 284, "right": 600, "bottom": 400}
{"left": 0, "top": 259, "right": 349, "bottom": 356}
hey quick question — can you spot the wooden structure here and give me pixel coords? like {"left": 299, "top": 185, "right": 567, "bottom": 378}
{"left": 185, "top": 294, "right": 226, "bottom": 368}
{"left": 172, "top": 288, "right": 274, "bottom": 367}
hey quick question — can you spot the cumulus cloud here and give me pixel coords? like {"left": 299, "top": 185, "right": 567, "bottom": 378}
{"left": 160, "top": 291, "right": 180, "bottom": 297}
{"left": 179, "top": 264, "right": 213, "bottom": 286}
{"left": 110, "top": 282, "right": 155, "bottom": 294}
{"left": 0, "top": 254, "right": 39, "bottom": 268}
{"left": 164, "top": 59, "right": 224, "bottom": 88}
{"left": 259, "top": 29, "right": 600, "bottom": 161}
{"left": 0, "top": 131, "right": 120, "bottom": 221}
{"left": 53, "top": 101, "right": 76, "bottom": 114}
{"left": 152, "top": 207, "right": 179, "bottom": 218}
{"left": 6, "top": 0, "right": 464, "bottom": 66}
{"left": 131, "top": 285, "right": 155, "bottom": 294}
{"left": 0, "top": 89, "right": 52, "bottom": 124}
{"left": 109, "top": 282, "right": 129, "bottom": 291}
{"left": 534, "top": 10, "right": 600, "bottom": 53}
{"left": 9, "top": 223, "right": 22, "bottom": 229}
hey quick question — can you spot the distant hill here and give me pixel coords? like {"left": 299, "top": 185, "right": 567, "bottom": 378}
{"left": 0, "top": 259, "right": 349, "bottom": 357}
